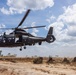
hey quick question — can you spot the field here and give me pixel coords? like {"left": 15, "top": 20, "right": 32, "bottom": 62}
{"left": 0, "top": 57, "right": 76, "bottom": 75}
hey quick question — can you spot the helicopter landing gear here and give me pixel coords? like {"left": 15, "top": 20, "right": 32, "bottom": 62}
{"left": 20, "top": 48, "right": 22, "bottom": 51}
{"left": 20, "top": 47, "right": 22, "bottom": 51}
{"left": 38, "top": 42, "right": 42, "bottom": 45}
{"left": 24, "top": 46, "right": 26, "bottom": 49}
{"left": 19, "top": 46, "right": 26, "bottom": 51}
{"left": 24, "top": 44, "right": 26, "bottom": 49}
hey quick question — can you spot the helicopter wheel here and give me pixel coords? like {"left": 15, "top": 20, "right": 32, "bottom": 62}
{"left": 24, "top": 46, "right": 26, "bottom": 49}
{"left": 20, "top": 47, "right": 22, "bottom": 51}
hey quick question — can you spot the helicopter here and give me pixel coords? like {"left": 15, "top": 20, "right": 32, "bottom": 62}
{"left": 0, "top": 9, "right": 56, "bottom": 51}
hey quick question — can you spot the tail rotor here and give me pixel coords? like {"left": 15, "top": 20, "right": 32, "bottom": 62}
{"left": 46, "top": 27, "right": 56, "bottom": 43}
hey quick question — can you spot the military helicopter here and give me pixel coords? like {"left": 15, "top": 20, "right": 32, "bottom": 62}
{"left": 0, "top": 9, "right": 55, "bottom": 51}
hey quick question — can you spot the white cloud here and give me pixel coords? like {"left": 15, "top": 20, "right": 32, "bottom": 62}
{"left": 0, "top": 24, "right": 6, "bottom": 28}
{"left": 48, "top": 3, "right": 76, "bottom": 46}
{"left": 0, "top": 24, "right": 6, "bottom": 35}
{"left": 58, "top": 4, "right": 76, "bottom": 24}
{"left": 46, "top": 15, "right": 56, "bottom": 23}
{"left": 31, "top": 22, "right": 39, "bottom": 36}
{"left": 49, "top": 21, "right": 67, "bottom": 42}
{"left": 0, "top": 0, "right": 54, "bottom": 15}
{"left": 67, "top": 26, "right": 76, "bottom": 36}
{"left": 58, "top": 3, "right": 76, "bottom": 37}
{"left": 1, "top": 7, "right": 16, "bottom": 15}
{"left": 5, "top": 29, "right": 13, "bottom": 34}
{"left": 0, "top": 24, "right": 13, "bottom": 35}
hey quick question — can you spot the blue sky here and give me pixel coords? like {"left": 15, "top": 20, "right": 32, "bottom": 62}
{"left": 0, "top": 0, "right": 76, "bottom": 57}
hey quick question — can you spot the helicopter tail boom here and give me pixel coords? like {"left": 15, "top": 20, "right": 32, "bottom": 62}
{"left": 46, "top": 27, "right": 55, "bottom": 43}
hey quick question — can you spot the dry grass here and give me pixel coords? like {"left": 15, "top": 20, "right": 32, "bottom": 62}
{"left": 0, "top": 56, "right": 76, "bottom": 64}
{"left": 0, "top": 57, "right": 76, "bottom": 75}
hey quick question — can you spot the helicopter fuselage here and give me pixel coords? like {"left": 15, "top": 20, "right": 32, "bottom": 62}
{"left": 0, "top": 34, "right": 46, "bottom": 47}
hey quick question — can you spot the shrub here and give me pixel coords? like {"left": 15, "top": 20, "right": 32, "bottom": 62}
{"left": 33, "top": 57, "right": 43, "bottom": 64}
{"left": 62, "top": 58, "right": 70, "bottom": 64}
{"left": 46, "top": 57, "right": 54, "bottom": 64}
{"left": 72, "top": 57, "right": 76, "bottom": 62}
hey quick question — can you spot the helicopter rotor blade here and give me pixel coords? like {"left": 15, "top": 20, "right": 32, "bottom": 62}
{"left": 22, "top": 25, "right": 46, "bottom": 29}
{"left": 17, "top": 9, "right": 31, "bottom": 28}
{"left": 0, "top": 28, "right": 14, "bottom": 29}
{"left": 0, "top": 25, "right": 46, "bottom": 30}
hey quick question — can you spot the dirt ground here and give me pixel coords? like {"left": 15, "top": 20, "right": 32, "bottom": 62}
{"left": 0, "top": 61, "right": 76, "bottom": 75}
